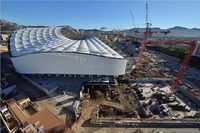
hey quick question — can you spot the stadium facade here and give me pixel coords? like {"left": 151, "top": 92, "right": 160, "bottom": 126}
{"left": 8, "top": 27, "right": 127, "bottom": 76}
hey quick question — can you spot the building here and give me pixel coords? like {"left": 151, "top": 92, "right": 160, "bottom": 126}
{"left": 1, "top": 34, "right": 9, "bottom": 46}
{"left": 1, "top": 34, "right": 9, "bottom": 41}
{"left": 8, "top": 27, "right": 127, "bottom": 76}
{"left": 21, "top": 109, "right": 73, "bottom": 133}
{"left": 6, "top": 98, "right": 29, "bottom": 125}
{"left": 3, "top": 98, "right": 73, "bottom": 133}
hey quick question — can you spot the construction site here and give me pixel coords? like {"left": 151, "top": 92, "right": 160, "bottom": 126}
{"left": 72, "top": 43, "right": 200, "bottom": 132}
{"left": 71, "top": 3, "right": 200, "bottom": 133}
{"left": 1, "top": 2, "right": 200, "bottom": 133}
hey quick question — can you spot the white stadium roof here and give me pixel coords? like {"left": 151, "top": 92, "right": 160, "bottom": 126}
{"left": 9, "top": 27, "right": 123, "bottom": 59}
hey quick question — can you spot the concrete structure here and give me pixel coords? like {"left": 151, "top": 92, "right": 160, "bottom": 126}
{"left": 22, "top": 109, "right": 73, "bottom": 133}
{"left": 193, "top": 41, "right": 200, "bottom": 57}
{"left": 6, "top": 98, "right": 29, "bottom": 125}
{"left": 9, "top": 27, "right": 127, "bottom": 76}
{"left": 1, "top": 34, "right": 9, "bottom": 46}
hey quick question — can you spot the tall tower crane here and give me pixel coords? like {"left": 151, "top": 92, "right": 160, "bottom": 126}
{"left": 144, "top": 2, "right": 152, "bottom": 41}
{"left": 130, "top": 10, "right": 139, "bottom": 43}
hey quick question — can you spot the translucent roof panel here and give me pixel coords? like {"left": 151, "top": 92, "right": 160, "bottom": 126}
{"left": 9, "top": 27, "right": 124, "bottom": 59}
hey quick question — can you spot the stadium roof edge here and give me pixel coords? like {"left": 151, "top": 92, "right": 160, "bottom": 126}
{"left": 9, "top": 27, "right": 124, "bottom": 59}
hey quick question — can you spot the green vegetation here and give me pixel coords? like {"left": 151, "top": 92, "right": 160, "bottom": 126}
{"left": 31, "top": 103, "right": 39, "bottom": 111}
{"left": 147, "top": 46, "right": 187, "bottom": 59}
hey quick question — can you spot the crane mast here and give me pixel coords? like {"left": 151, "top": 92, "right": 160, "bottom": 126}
{"left": 144, "top": 2, "right": 152, "bottom": 41}
{"left": 130, "top": 10, "right": 139, "bottom": 43}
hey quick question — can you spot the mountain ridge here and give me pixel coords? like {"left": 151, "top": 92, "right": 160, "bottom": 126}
{"left": 1, "top": 19, "right": 200, "bottom": 38}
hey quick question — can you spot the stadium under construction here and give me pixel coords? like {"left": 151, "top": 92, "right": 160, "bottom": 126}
{"left": 2, "top": 3, "right": 200, "bottom": 133}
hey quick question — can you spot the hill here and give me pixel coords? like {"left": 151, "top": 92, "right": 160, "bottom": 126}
{"left": 1, "top": 19, "right": 200, "bottom": 38}
{"left": 0, "top": 19, "right": 25, "bottom": 34}
{"left": 122, "top": 26, "right": 200, "bottom": 38}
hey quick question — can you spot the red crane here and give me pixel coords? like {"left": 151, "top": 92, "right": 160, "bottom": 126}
{"left": 135, "top": 39, "right": 197, "bottom": 95}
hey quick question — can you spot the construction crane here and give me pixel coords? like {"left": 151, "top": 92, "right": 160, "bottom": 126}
{"left": 130, "top": 10, "right": 139, "bottom": 43}
{"left": 144, "top": 2, "right": 152, "bottom": 41}
{"left": 160, "top": 30, "right": 170, "bottom": 35}
{"left": 135, "top": 2, "right": 197, "bottom": 95}
{"left": 135, "top": 39, "right": 197, "bottom": 95}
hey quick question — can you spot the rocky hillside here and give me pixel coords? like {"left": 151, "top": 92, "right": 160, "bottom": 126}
{"left": 0, "top": 19, "right": 24, "bottom": 34}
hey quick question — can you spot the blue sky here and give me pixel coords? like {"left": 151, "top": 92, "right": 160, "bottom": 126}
{"left": 1, "top": 1, "right": 200, "bottom": 29}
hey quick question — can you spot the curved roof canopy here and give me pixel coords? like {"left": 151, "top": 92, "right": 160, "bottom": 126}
{"left": 9, "top": 27, "right": 123, "bottom": 58}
